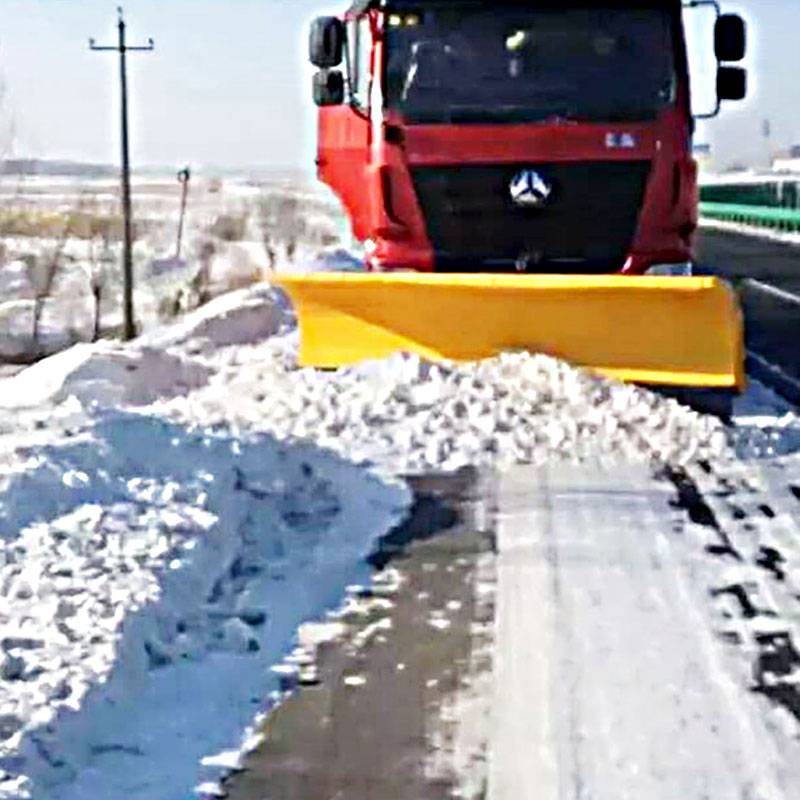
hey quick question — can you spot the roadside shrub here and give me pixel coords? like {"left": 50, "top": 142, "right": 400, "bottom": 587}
{"left": 208, "top": 213, "right": 247, "bottom": 242}
{"left": 0, "top": 210, "right": 125, "bottom": 241}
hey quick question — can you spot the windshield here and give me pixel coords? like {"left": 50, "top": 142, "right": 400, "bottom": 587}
{"left": 384, "top": 5, "right": 677, "bottom": 124}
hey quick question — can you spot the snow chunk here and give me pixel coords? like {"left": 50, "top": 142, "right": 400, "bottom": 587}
{"left": 0, "top": 342, "right": 211, "bottom": 409}
{"left": 143, "top": 283, "right": 294, "bottom": 351}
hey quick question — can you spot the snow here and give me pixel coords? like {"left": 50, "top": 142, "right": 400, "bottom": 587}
{"left": 141, "top": 283, "right": 294, "bottom": 352}
{"left": 0, "top": 301, "right": 35, "bottom": 361}
{"left": 0, "top": 173, "right": 352, "bottom": 365}
{"left": 0, "top": 264, "right": 797, "bottom": 799}
{"left": 156, "top": 344, "right": 730, "bottom": 475}
{"left": 0, "top": 284, "right": 410, "bottom": 799}
{"left": 488, "top": 462, "right": 800, "bottom": 800}
{"left": 0, "top": 343, "right": 212, "bottom": 409}
{"left": 0, "top": 409, "right": 408, "bottom": 800}
{"left": 731, "top": 378, "right": 800, "bottom": 459}
{"left": 0, "top": 262, "right": 35, "bottom": 300}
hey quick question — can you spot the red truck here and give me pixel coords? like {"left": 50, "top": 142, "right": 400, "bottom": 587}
{"left": 308, "top": 0, "right": 746, "bottom": 275}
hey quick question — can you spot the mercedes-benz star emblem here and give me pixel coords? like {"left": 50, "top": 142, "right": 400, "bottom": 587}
{"left": 509, "top": 169, "right": 552, "bottom": 208}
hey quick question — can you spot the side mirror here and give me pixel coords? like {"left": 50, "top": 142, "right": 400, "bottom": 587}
{"left": 313, "top": 70, "right": 345, "bottom": 107}
{"left": 715, "top": 14, "right": 746, "bottom": 63}
{"left": 310, "top": 17, "right": 344, "bottom": 68}
{"left": 717, "top": 66, "right": 747, "bottom": 102}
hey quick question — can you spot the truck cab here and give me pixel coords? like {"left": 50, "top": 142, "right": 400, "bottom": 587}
{"left": 309, "top": 0, "right": 746, "bottom": 274}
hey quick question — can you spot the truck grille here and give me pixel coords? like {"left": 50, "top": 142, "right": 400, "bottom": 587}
{"left": 410, "top": 161, "right": 652, "bottom": 273}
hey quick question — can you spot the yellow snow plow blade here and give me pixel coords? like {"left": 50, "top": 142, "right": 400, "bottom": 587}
{"left": 275, "top": 273, "right": 745, "bottom": 390}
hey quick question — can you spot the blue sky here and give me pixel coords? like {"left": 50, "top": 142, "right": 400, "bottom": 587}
{"left": 0, "top": 0, "right": 332, "bottom": 169}
{"left": 0, "top": 0, "right": 796, "bottom": 171}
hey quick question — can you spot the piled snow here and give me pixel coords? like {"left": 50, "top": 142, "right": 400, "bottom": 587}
{"left": 0, "top": 283, "right": 399, "bottom": 800}
{"left": 141, "top": 283, "right": 294, "bottom": 352}
{"left": 207, "top": 241, "right": 270, "bottom": 289}
{"left": 0, "top": 412, "right": 408, "bottom": 799}
{"left": 0, "top": 343, "right": 210, "bottom": 410}
{"left": 0, "top": 259, "right": 96, "bottom": 361}
{"left": 159, "top": 343, "right": 730, "bottom": 474}
{"left": 0, "top": 301, "right": 35, "bottom": 361}
{"left": 0, "top": 286, "right": 294, "bottom": 410}
{"left": 0, "top": 262, "right": 35, "bottom": 300}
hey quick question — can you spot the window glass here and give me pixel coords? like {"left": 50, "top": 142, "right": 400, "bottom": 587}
{"left": 346, "top": 19, "right": 358, "bottom": 102}
{"left": 353, "top": 16, "right": 372, "bottom": 109}
{"left": 384, "top": 5, "right": 676, "bottom": 124}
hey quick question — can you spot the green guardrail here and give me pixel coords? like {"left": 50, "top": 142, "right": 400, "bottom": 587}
{"left": 699, "top": 202, "right": 800, "bottom": 232}
{"left": 700, "top": 181, "right": 800, "bottom": 210}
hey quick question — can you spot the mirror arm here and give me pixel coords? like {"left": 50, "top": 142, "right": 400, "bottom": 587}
{"left": 694, "top": 99, "right": 722, "bottom": 121}
{"left": 682, "top": 0, "right": 720, "bottom": 18}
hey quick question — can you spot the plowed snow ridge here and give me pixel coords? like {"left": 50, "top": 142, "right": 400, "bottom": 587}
{"left": 157, "top": 334, "right": 730, "bottom": 474}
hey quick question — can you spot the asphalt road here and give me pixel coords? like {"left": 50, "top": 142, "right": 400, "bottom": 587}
{"left": 489, "top": 462, "right": 800, "bottom": 800}
{"left": 696, "top": 228, "right": 800, "bottom": 291}
{"left": 224, "top": 471, "right": 496, "bottom": 800}
{"left": 696, "top": 228, "right": 800, "bottom": 391}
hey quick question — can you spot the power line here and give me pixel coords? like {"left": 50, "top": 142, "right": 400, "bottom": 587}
{"left": 90, "top": 7, "right": 154, "bottom": 341}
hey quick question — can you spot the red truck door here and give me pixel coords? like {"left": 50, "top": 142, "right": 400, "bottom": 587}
{"left": 318, "top": 15, "right": 373, "bottom": 242}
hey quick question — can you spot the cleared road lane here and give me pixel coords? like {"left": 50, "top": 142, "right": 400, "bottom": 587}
{"left": 490, "top": 461, "right": 800, "bottom": 800}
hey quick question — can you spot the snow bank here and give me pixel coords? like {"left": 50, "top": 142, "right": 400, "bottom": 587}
{"left": 142, "top": 283, "right": 293, "bottom": 351}
{"left": 161, "top": 346, "right": 730, "bottom": 474}
{"left": 0, "top": 259, "right": 96, "bottom": 362}
{"left": 0, "top": 301, "right": 35, "bottom": 361}
{"left": 0, "top": 285, "right": 293, "bottom": 409}
{"left": 0, "top": 262, "right": 35, "bottom": 301}
{"left": 0, "top": 412, "right": 408, "bottom": 799}
{"left": 0, "top": 297, "right": 95, "bottom": 364}
{"left": 208, "top": 242, "right": 269, "bottom": 290}
{"left": 0, "top": 343, "right": 211, "bottom": 409}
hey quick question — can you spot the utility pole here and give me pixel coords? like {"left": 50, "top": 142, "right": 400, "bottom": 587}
{"left": 90, "top": 7, "right": 154, "bottom": 341}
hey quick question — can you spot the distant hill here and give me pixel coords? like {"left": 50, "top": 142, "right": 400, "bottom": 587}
{"left": 0, "top": 159, "right": 116, "bottom": 177}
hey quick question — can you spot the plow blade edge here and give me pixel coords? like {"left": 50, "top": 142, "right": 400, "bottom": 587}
{"left": 275, "top": 273, "right": 745, "bottom": 390}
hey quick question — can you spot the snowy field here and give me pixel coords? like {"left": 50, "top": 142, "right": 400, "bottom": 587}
{"left": 0, "top": 173, "right": 349, "bottom": 363}
{"left": 0, "top": 275, "right": 799, "bottom": 798}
